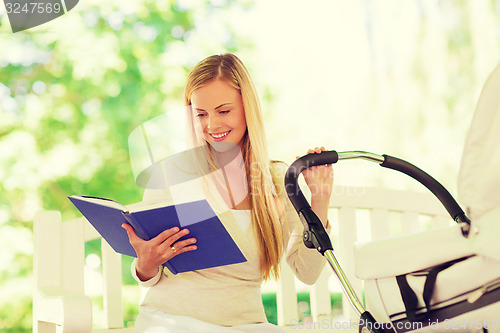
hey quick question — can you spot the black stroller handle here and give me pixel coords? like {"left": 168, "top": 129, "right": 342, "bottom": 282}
{"left": 284, "top": 150, "right": 472, "bottom": 333}
{"left": 285, "top": 150, "right": 471, "bottom": 236}
{"left": 380, "top": 154, "right": 471, "bottom": 231}
{"left": 284, "top": 150, "right": 339, "bottom": 213}
{"left": 284, "top": 150, "right": 339, "bottom": 254}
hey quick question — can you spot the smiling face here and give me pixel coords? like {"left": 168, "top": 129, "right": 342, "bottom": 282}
{"left": 191, "top": 79, "right": 247, "bottom": 150}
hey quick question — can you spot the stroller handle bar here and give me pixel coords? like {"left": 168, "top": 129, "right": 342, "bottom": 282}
{"left": 284, "top": 150, "right": 472, "bottom": 332}
{"left": 284, "top": 150, "right": 471, "bottom": 237}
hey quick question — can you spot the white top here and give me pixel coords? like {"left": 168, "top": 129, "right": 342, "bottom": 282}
{"left": 132, "top": 161, "right": 329, "bottom": 326}
{"left": 230, "top": 209, "right": 251, "bottom": 232}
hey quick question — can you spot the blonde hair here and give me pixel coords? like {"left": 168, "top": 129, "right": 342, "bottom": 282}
{"left": 184, "top": 54, "right": 285, "bottom": 280}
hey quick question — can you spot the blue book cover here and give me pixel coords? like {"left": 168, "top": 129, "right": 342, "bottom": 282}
{"left": 68, "top": 196, "right": 247, "bottom": 274}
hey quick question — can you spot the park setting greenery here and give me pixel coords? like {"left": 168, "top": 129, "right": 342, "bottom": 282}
{"left": 1, "top": 0, "right": 500, "bottom": 331}
{"left": 0, "top": 0, "right": 252, "bottom": 330}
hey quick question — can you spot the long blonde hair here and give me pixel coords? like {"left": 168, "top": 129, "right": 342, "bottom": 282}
{"left": 184, "top": 54, "right": 285, "bottom": 280}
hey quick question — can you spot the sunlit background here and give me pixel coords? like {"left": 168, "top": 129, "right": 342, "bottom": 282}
{"left": 1, "top": 0, "right": 500, "bottom": 331}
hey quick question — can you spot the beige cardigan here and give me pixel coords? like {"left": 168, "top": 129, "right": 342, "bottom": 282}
{"left": 131, "top": 160, "right": 329, "bottom": 326}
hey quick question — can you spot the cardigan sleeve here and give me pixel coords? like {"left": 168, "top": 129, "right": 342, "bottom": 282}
{"left": 283, "top": 196, "right": 331, "bottom": 285}
{"left": 131, "top": 258, "right": 163, "bottom": 287}
{"left": 271, "top": 161, "right": 332, "bottom": 285}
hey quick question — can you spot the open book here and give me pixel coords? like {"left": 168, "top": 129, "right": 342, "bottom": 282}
{"left": 68, "top": 196, "right": 247, "bottom": 274}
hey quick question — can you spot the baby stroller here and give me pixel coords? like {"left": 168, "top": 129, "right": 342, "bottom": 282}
{"left": 284, "top": 63, "right": 500, "bottom": 333}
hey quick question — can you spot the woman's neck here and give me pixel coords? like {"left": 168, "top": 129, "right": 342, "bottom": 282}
{"left": 210, "top": 146, "right": 251, "bottom": 210}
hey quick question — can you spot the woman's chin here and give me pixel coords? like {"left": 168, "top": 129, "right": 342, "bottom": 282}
{"left": 208, "top": 141, "right": 240, "bottom": 154}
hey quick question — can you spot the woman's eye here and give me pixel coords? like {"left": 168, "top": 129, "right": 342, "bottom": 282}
{"left": 220, "top": 110, "right": 230, "bottom": 114}
{"left": 196, "top": 113, "right": 206, "bottom": 117}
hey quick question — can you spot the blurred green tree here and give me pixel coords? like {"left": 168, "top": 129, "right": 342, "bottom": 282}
{"left": 0, "top": 0, "right": 253, "bottom": 331}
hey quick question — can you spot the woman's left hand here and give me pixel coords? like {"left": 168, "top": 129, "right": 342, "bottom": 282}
{"left": 297, "top": 146, "right": 334, "bottom": 228}
{"left": 298, "top": 146, "right": 334, "bottom": 198}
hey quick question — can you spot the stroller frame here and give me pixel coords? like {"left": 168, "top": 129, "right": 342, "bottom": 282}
{"left": 285, "top": 150, "right": 473, "bottom": 333}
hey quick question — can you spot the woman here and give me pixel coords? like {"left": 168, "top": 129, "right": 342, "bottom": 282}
{"left": 123, "top": 53, "right": 333, "bottom": 332}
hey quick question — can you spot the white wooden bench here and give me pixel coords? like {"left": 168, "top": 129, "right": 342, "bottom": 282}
{"left": 33, "top": 185, "right": 450, "bottom": 332}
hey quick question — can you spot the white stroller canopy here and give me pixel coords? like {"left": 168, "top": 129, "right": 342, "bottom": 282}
{"left": 458, "top": 62, "right": 500, "bottom": 222}
{"left": 353, "top": 63, "right": 500, "bottom": 330}
{"left": 457, "top": 62, "right": 500, "bottom": 263}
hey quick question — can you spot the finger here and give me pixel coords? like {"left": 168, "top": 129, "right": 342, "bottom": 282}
{"left": 307, "top": 147, "right": 323, "bottom": 155}
{"left": 122, "top": 223, "right": 140, "bottom": 243}
{"left": 152, "top": 226, "right": 180, "bottom": 245}
{"left": 170, "top": 237, "right": 197, "bottom": 252}
{"left": 164, "top": 228, "right": 191, "bottom": 247}
{"left": 172, "top": 243, "right": 198, "bottom": 257}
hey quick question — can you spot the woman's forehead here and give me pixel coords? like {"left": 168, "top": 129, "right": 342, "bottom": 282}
{"left": 191, "top": 80, "right": 242, "bottom": 109}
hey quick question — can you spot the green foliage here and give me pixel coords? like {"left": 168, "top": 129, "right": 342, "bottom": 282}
{"left": 261, "top": 292, "right": 343, "bottom": 325}
{"left": 0, "top": 0, "right": 255, "bottom": 331}
{"left": 0, "top": 278, "right": 32, "bottom": 332}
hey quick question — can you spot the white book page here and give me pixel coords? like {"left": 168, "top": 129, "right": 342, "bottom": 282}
{"left": 71, "top": 196, "right": 127, "bottom": 210}
{"left": 71, "top": 195, "right": 170, "bottom": 213}
{"left": 126, "top": 200, "right": 174, "bottom": 213}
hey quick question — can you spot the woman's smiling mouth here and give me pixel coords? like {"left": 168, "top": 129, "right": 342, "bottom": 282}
{"left": 209, "top": 131, "right": 231, "bottom": 141}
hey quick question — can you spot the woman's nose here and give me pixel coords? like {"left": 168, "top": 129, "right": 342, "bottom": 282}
{"left": 207, "top": 115, "right": 221, "bottom": 130}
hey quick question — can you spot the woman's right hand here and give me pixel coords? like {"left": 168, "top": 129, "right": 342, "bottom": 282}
{"left": 122, "top": 223, "right": 197, "bottom": 281}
